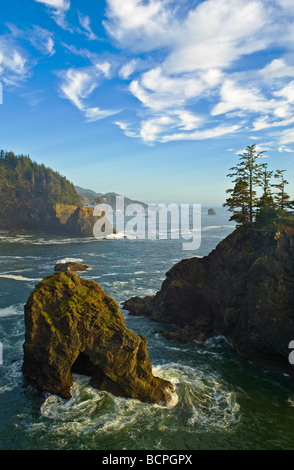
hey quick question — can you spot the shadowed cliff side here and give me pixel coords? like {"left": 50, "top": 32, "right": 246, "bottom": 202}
{"left": 22, "top": 268, "right": 174, "bottom": 404}
{"left": 123, "top": 227, "right": 294, "bottom": 378}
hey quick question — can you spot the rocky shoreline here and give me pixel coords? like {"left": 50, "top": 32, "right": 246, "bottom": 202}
{"left": 123, "top": 226, "right": 294, "bottom": 378}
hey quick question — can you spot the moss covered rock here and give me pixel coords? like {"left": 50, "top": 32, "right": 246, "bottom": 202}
{"left": 22, "top": 271, "right": 174, "bottom": 403}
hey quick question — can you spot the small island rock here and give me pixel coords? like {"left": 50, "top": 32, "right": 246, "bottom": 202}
{"left": 208, "top": 208, "right": 216, "bottom": 215}
{"left": 54, "top": 262, "right": 90, "bottom": 272}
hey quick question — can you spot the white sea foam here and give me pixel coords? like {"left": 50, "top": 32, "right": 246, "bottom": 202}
{"left": 202, "top": 225, "right": 222, "bottom": 231}
{"left": 0, "top": 304, "right": 23, "bottom": 317}
{"left": 104, "top": 232, "right": 136, "bottom": 240}
{"left": 153, "top": 362, "right": 240, "bottom": 430}
{"left": 202, "top": 225, "right": 235, "bottom": 232}
{"left": 56, "top": 257, "right": 84, "bottom": 264}
{"left": 0, "top": 274, "right": 42, "bottom": 282}
{"left": 100, "top": 272, "right": 119, "bottom": 277}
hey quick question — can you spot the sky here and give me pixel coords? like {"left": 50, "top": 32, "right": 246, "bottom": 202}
{"left": 1, "top": 0, "right": 294, "bottom": 205}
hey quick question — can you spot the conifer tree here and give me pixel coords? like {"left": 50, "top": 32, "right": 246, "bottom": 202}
{"left": 224, "top": 144, "right": 265, "bottom": 225}
{"left": 272, "top": 169, "right": 290, "bottom": 211}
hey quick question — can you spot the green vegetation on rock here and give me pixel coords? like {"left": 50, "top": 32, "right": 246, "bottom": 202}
{"left": 22, "top": 270, "right": 174, "bottom": 404}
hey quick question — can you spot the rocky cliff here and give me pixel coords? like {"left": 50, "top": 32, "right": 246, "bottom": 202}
{"left": 22, "top": 268, "right": 174, "bottom": 404}
{"left": 123, "top": 227, "right": 294, "bottom": 378}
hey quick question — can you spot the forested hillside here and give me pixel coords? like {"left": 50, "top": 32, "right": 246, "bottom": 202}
{"left": 0, "top": 150, "right": 82, "bottom": 208}
{"left": 0, "top": 150, "right": 101, "bottom": 236}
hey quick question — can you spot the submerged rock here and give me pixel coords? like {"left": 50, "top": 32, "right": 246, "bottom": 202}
{"left": 123, "top": 226, "right": 294, "bottom": 378}
{"left": 22, "top": 270, "right": 174, "bottom": 403}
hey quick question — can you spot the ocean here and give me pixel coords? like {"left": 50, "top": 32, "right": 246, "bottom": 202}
{"left": 0, "top": 207, "right": 294, "bottom": 450}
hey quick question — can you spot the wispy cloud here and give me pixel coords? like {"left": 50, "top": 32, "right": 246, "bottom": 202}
{"left": 0, "top": 35, "right": 29, "bottom": 86}
{"left": 103, "top": 0, "right": 294, "bottom": 146}
{"left": 5, "top": 0, "right": 292, "bottom": 150}
{"left": 35, "top": 0, "right": 71, "bottom": 30}
{"left": 78, "top": 13, "right": 98, "bottom": 41}
{"left": 160, "top": 124, "right": 240, "bottom": 143}
{"left": 59, "top": 66, "right": 120, "bottom": 121}
{"left": 28, "top": 25, "right": 55, "bottom": 56}
{"left": 5, "top": 22, "right": 55, "bottom": 56}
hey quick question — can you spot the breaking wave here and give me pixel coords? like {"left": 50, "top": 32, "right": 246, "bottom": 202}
{"left": 0, "top": 274, "right": 42, "bottom": 282}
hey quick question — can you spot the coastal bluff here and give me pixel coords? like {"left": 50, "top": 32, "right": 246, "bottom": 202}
{"left": 22, "top": 265, "right": 174, "bottom": 404}
{"left": 123, "top": 226, "right": 294, "bottom": 378}
{"left": 0, "top": 151, "right": 116, "bottom": 238}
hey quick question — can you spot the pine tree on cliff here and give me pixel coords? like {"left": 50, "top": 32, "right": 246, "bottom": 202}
{"left": 272, "top": 169, "right": 290, "bottom": 211}
{"left": 224, "top": 144, "right": 265, "bottom": 225}
{"left": 255, "top": 163, "right": 278, "bottom": 228}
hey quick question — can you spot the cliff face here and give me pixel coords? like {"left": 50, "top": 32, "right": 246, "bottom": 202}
{"left": 22, "top": 270, "right": 174, "bottom": 404}
{"left": 123, "top": 227, "right": 294, "bottom": 377}
{"left": 0, "top": 201, "right": 106, "bottom": 238}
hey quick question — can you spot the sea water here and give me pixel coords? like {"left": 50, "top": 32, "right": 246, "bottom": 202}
{"left": 0, "top": 207, "right": 294, "bottom": 450}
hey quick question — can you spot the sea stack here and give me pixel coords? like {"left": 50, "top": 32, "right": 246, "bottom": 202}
{"left": 208, "top": 208, "right": 216, "bottom": 215}
{"left": 22, "top": 268, "right": 174, "bottom": 404}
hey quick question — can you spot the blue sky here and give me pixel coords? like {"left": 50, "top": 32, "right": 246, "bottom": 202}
{"left": 1, "top": 0, "right": 294, "bottom": 205}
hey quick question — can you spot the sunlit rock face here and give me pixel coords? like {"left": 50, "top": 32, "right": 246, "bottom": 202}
{"left": 22, "top": 270, "right": 174, "bottom": 404}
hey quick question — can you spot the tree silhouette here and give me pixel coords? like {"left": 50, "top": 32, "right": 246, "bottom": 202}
{"left": 224, "top": 144, "right": 265, "bottom": 225}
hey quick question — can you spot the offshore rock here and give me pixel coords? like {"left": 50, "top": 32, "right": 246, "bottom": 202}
{"left": 22, "top": 271, "right": 174, "bottom": 403}
{"left": 208, "top": 208, "right": 216, "bottom": 215}
{"left": 54, "top": 261, "right": 90, "bottom": 272}
{"left": 123, "top": 227, "right": 294, "bottom": 378}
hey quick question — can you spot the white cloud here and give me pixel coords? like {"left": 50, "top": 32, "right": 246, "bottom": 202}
{"left": 275, "top": 0, "right": 294, "bottom": 11}
{"left": 274, "top": 81, "right": 294, "bottom": 103}
{"left": 35, "top": 0, "right": 69, "bottom": 10}
{"left": 95, "top": 62, "right": 111, "bottom": 78}
{"left": 114, "top": 121, "right": 139, "bottom": 138}
{"left": 105, "top": 0, "right": 271, "bottom": 71}
{"left": 27, "top": 0, "right": 294, "bottom": 149}
{"left": 119, "top": 59, "right": 137, "bottom": 79}
{"left": 104, "top": 0, "right": 174, "bottom": 51}
{"left": 78, "top": 13, "right": 98, "bottom": 41}
{"left": 279, "top": 129, "right": 294, "bottom": 144}
{"left": 140, "top": 115, "right": 175, "bottom": 142}
{"left": 59, "top": 67, "right": 119, "bottom": 121}
{"left": 259, "top": 58, "right": 294, "bottom": 80}
{"left": 211, "top": 78, "right": 294, "bottom": 129}
{"left": 164, "top": 0, "right": 270, "bottom": 73}
{"left": 35, "top": 0, "right": 71, "bottom": 30}
{"left": 160, "top": 124, "right": 240, "bottom": 143}
{"left": 212, "top": 79, "right": 272, "bottom": 116}
{"left": 278, "top": 145, "right": 294, "bottom": 153}
{"left": 29, "top": 26, "right": 55, "bottom": 55}
{"left": 104, "top": 0, "right": 284, "bottom": 144}
{"left": 129, "top": 66, "right": 222, "bottom": 114}
{"left": 253, "top": 115, "right": 294, "bottom": 131}
{"left": 0, "top": 36, "right": 29, "bottom": 85}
